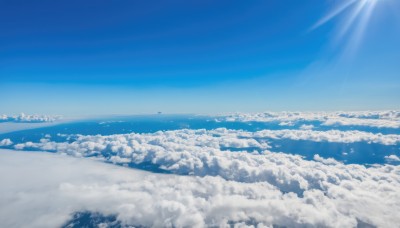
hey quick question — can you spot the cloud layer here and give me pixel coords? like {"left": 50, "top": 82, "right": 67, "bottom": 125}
{"left": 1, "top": 149, "right": 400, "bottom": 228}
{"left": 251, "top": 129, "right": 400, "bottom": 145}
{"left": 0, "top": 113, "right": 62, "bottom": 123}
{"left": 220, "top": 111, "right": 400, "bottom": 128}
{"left": 0, "top": 138, "right": 13, "bottom": 146}
{"left": 11, "top": 128, "right": 400, "bottom": 202}
{"left": 2, "top": 112, "right": 400, "bottom": 227}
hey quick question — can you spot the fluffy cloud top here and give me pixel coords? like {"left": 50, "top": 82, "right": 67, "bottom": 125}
{"left": 2, "top": 112, "right": 399, "bottom": 227}
{"left": 0, "top": 113, "right": 62, "bottom": 123}
{"left": 220, "top": 111, "right": 400, "bottom": 128}
{"left": 385, "top": 154, "right": 400, "bottom": 163}
{"left": 322, "top": 116, "right": 400, "bottom": 128}
{"left": 336, "top": 110, "right": 400, "bottom": 120}
{"left": 12, "top": 128, "right": 400, "bottom": 196}
{"left": 0, "top": 138, "right": 13, "bottom": 146}
{"left": 1, "top": 149, "right": 400, "bottom": 228}
{"left": 250, "top": 129, "right": 400, "bottom": 145}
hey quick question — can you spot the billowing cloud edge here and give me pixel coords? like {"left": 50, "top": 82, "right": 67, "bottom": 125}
{"left": 1, "top": 149, "right": 400, "bottom": 228}
{"left": 218, "top": 111, "right": 400, "bottom": 128}
{"left": 0, "top": 113, "right": 62, "bottom": 123}
{"left": 10, "top": 128, "right": 400, "bottom": 193}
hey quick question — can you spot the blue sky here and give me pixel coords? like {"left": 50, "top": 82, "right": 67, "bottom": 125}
{"left": 1, "top": 0, "right": 399, "bottom": 115}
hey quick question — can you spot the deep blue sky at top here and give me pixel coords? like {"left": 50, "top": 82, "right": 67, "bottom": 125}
{"left": 0, "top": 0, "right": 399, "bottom": 115}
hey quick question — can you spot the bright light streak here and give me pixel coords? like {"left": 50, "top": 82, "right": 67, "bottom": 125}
{"left": 311, "top": 0, "right": 382, "bottom": 56}
{"left": 310, "top": 0, "right": 357, "bottom": 31}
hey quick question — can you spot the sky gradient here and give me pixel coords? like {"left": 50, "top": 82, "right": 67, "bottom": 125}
{"left": 1, "top": 0, "right": 399, "bottom": 115}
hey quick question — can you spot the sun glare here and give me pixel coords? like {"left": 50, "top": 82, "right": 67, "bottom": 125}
{"left": 311, "top": 0, "right": 383, "bottom": 54}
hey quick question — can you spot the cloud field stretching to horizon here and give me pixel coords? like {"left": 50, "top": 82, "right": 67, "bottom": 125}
{"left": 1, "top": 0, "right": 399, "bottom": 227}
{"left": 1, "top": 111, "right": 400, "bottom": 227}
{"left": 1, "top": 148, "right": 400, "bottom": 228}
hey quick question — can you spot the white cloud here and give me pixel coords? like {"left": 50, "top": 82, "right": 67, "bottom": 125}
{"left": 384, "top": 154, "right": 400, "bottom": 163}
{"left": 2, "top": 112, "right": 399, "bottom": 227}
{"left": 322, "top": 117, "right": 400, "bottom": 128}
{"left": 220, "top": 111, "right": 400, "bottom": 128}
{"left": 278, "top": 121, "right": 295, "bottom": 126}
{"left": 300, "top": 124, "right": 314, "bottom": 130}
{"left": 251, "top": 129, "right": 400, "bottom": 145}
{"left": 13, "top": 128, "right": 400, "bottom": 168}
{"left": 11, "top": 128, "right": 400, "bottom": 198}
{"left": 222, "top": 111, "right": 327, "bottom": 123}
{"left": 1, "top": 149, "right": 400, "bottom": 228}
{"left": 0, "top": 113, "right": 62, "bottom": 123}
{"left": 336, "top": 110, "right": 400, "bottom": 120}
{"left": 0, "top": 138, "right": 13, "bottom": 146}
{"left": 0, "top": 114, "right": 7, "bottom": 120}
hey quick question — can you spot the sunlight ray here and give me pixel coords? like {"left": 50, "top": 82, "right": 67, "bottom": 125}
{"left": 311, "top": 0, "right": 385, "bottom": 57}
{"left": 346, "top": 0, "right": 378, "bottom": 53}
{"left": 336, "top": 0, "right": 369, "bottom": 40}
{"left": 310, "top": 0, "right": 357, "bottom": 31}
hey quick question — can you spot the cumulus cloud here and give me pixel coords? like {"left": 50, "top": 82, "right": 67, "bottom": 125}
{"left": 300, "top": 124, "right": 314, "bottom": 130}
{"left": 222, "top": 111, "right": 327, "bottom": 123}
{"left": 251, "top": 129, "right": 400, "bottom": 145}
{"left": 0, "top": 138, "right": 13, "bottom": 146}
{"left": 12, "top": 128, "right": 400, "bottom": 197}
{"left": 384, "top": 154, "right": 400, "bottom": 163}
{"left": 220, "top": 111, "right": 400, "bottom": 128}
{"left": 13, "top": 129, "right": 400, "bottom": 164}
{"left": 0, "top": 114, "right": 7, "bottom": 121}
{"left": 322, "top": 117, "right": 400, "bottom": 128}
{"left": 336, "top": 110, "right": 400, "bottom": 120}
{"left": 1, "top": 149, "right": 400, "bottom": 228}
{"left": 0, "top": 113, "right": 62, "bottom": 123}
